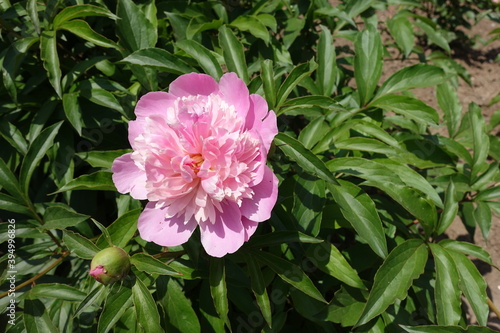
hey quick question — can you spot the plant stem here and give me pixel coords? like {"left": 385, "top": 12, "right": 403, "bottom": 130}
{"left": 489, "top": 297, "right": 500, "bottom": 319}
{"left": 0, "top": 251, "right": 70, "bottom": 299}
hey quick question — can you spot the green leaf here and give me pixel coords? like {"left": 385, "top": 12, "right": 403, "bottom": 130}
{"left": 476, "top": 186, "right": 500, "bottom": 201}
{"left": 209, "top": 257, "right": 231, "bottom": 330}
{"left": 316, "top": 25, "right": 337, "bottom": 96}
{"left": 20, "top": 121, "right": 63, "bottom": 195}
{"left": 132, "top": 277, "right": 163, "bottom": 333}
{"left": 437, "top": 83, "right": 462, "bottom": 138}
{"left": 58, "top": 20, "right": 120, "bottom": 50}
{"left": 274, "top": 133, "right": 339, "bottom": 185}
{"left": 253, "top": 251, "right": 327, "bottom": 303}
{"left": 387, "top": 15, "right": 414, "bottom": 58}
{"left": 62, "top": 92, "right": 83, "bottom": 135}
{"left": 474, "top": 201, "right": 492, "bottom": 240}
{"left": 176, "top": 39, "right": 223, "bottom": 80}
{"left": 356, "top": 239, "right": 428, "bottom": 326}
{"left": 247, "top": 231, "right": 323, "bottom": 248}
{"left": 472, "top": 162, "right": 499, "bottom": 191}
{"left": 63, "top": 230, "right": 101, "bottom": 259}
{"left": 325, "top": 286, "right": 368, "bottom": 327}
{"left": 0, "top": 157, "right": 26, "bottom": 202}
{"left": 413, "top": 19, "right": 450, "bottom": 53}
{"left": 293, "top": 174, "right": 325, "bottom": 237}
{"left": 96, "top": 208, "right": 140, "bottom": 249}
{"left": 435, "top": 181, "right": 458, "bottom": 235}
{"left": 0, "top": 193, "right": 32, "bottom": 216}
{"left": 74, "top": 284, "right": 106, "bottom": 318}
{"left": 439, "top": 239, "right": 492, "bottom": 265}
{"left": 130, "top": 253, "right": 181, "bottom": 276}
{"left": 186, "top": 18, "right": 223, "bottom": 40}
{"left": 468, "top": 103, "right": 489, "bottom": 178}
{"left": 42, "top": 205, "right": 89, "bottom": 229}
{"left": 328, "top": 180, "right": 388, "bottom": 259}
{"left": 116, "top": 0, "right": 157, "bottom": 51}
{"left": 40, "top": 30, "right": 62, "bottom": 97}
{"left": 370, "top": 94, "right": 439, "bottom": 125}
{"left": 260, "top": 59, "right": 277, "bottom": 110}
{"left": 447, "top": 251, "right": 489, "bottom": 327}
{"left": 23, "top": 297, "right": 59, "bottom": 333}
{"left": 354, "top": 25, "right": 383, "bottom": 106}
{"left": 230, "top": 15, "right": 270, "bottom": 44}
{"left": 306, "top": 242, "right": 365, "bottom": 289}
{"left": 121, "top": 48, "right": 196, "bottom": 75}
{"left": 53, "top": 171, "right": 116, "bottom": 193}
{"left": 298, "top": 116, "right": 330, "bottom": 150}
{"left": 428, "top": 244, "right": 461, "bottom": 325}
{"left": 98, "top": 284, "right": 133, "bottom": 333}
{"left": 53, "top": 4, "right": 116, "bottom": 27}
{"left": 376, "top": 64, "right": 445, "bottom": 97}
{"left": 246, "top": 255, "right": 272, "bottom": 328}
{"left": 0, "top": 120, "right": 29, "bottom": 155}
{"left": 76, "top": 149, "right": 131, "bottom": 169}
{"left": 276, "top": 60, "right": 317, "bottom": 110}
{"left": 157, "top": 276, "right": 201, "bottom": 333}
{"left": 218, "top": 25, "right": 249, "bottom": 84}
{"left": 30, "top": 283, "right": 86, "bottom": 302}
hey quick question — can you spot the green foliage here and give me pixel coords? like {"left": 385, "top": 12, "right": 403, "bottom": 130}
{"left": 1, "top": 0, "right": 499, "bottom": 332}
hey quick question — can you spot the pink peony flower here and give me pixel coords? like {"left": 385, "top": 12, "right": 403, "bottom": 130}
{"left": 112, "top": 73, "right": 278, "bottom": 257}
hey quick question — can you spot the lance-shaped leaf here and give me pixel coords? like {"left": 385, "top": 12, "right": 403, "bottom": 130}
{"left": 246, "top": 255, "right": 272, "bottom": 328}
{"left": 176, "top": 39, "right": 223, "bottom": 80}
{"left": 30, "top": 283, "right": 86, "bottom": 302}
{"left": 468, "top": 103, "right": 490, "bottom": 179}
{"left": 63, "top": 230, "right": 101, "bottom": 259}
{"left": 260, "top": 59, "right": 277, "bottom": 110}
{"left": 376, "top": 64, "right": 445, "bottom": 98}
{"left": 0, "top": 157, "right": 26, "bottom": 202}
{"left": 40, "top": 30, "right": 62, "bottom": 97}
{"left": 132, "top": 277, "right": 163, "bottom": 333}
{"left": 53, "top": 171, "right": 116, "bottom": 193}
{"left": 53, "top": 4, "right": 116, "bottom": 27}
{"left": 437, "top": 83, "right": 462, "bottom": 138}
{"left": 58, "top": 20, "right": 120, "bottom": 50}
{"left": 209, "top": 257, "right": 231, "bottom": 330}
{"left": 130, "top": 253, "right": 181, "bottom": 276}
{"left": 42, "top": 205, "right": 90, "bottom": 229}
{"left": 402, "top": 325, "right": 498, "bottom": 333}
{"left": 98, "top": 284, "right": 133, "bottom": 333}
{"left": 121, "top": 48, "right": 196, "bottom": 75}
{"left": 306, "top": 242, "right": 365, "bottom": 289}
{"left": 387, "top": 14, "right": 414, "bottom": 58}
{"left": 355, "top": 239, "right": 428, "bottom": 327}
{"left": 96, "top": 208, "right": 140, "bottom": 249}
{"left": 76, "top": 149, "right": 131, "bottom": 169}
{"left": 157, "top": 276, "right": 201, "bottom": 333}
{"left": 316, "top": 25, "right": 337, "bottom": 96}
{"left": 116, "top": 0, "right": 156, "bottom": 51}
{"left": 370, "top": 94, "right": 439, "bottom": 126}
{"left": 219, "top": 25, "right": 249, "bottom": 84}
{"left": 354, "top": 25, "right": 383, "bottom": 106}
{"left": 439, "top": 239, "right": 492, "bottom": 265}
{"left": 274, "top": 133, "right": 339, "bottom": 185}
{"left": 328, "top": 180, "right": 388, "bottom": 259}
{"left": 246, "top": 231, "right": 323, "bottom": 248}
{"left": 23, "top": 296, "right": 59, "bottom": 333}
{"left": 435, "top": 181, "right": 458, "bottom": 235}
{"left": 253, "top": 250, "right": 326, "bottom": 303}
{"left": 428, "top": 243, "right": 461, "bottom": 325}
{"left": 19, "top": 121, "right": 63, "bottom": 195}
{"left": 276, "top": 60, "right": 317, "bottom": 109}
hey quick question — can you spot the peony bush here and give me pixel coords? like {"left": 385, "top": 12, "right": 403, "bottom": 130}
{"left": 1, "top": 0, "right": 500, "bottom": 332}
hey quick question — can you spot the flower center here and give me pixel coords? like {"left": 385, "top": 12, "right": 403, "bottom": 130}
{"left": 190, "top": 154, "right": 204, "bottom": 174}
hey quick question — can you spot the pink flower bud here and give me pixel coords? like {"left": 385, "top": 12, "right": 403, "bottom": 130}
{"left": 89, "top": 247, "right": 130, "bottom": 285}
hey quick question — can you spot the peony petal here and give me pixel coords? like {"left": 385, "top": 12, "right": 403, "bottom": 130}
{"left": 128, "top": 119, "right": 145, "bottom": 149}
{"left": 200, "top": 201, "right": 245, "bottom": 257}
{"left": 242, "top": 217, "right": 259, "bottom": 241}
{"left": 218, "top": 72, "right": 249, "bottom": 119}
{"left": 240, "top": 166, "right": 278, "bottom": 222}
{"left": 138, "top": 202, "right": 197, "bottom": 247}
{"left": 246, "top": 95, "right": 278, "bottom": 152}
{"left": 135, "top": 91, "right": 177, "bottom": 119}
{"left": 111, "top": 153, "right": 148, "bottom": 200}
{"left": 169, "top": 73, "right": 219, "bottom": 97}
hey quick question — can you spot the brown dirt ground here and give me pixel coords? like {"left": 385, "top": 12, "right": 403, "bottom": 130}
{"left": 329, "top": 1, "right": 500, "bottom": 328}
